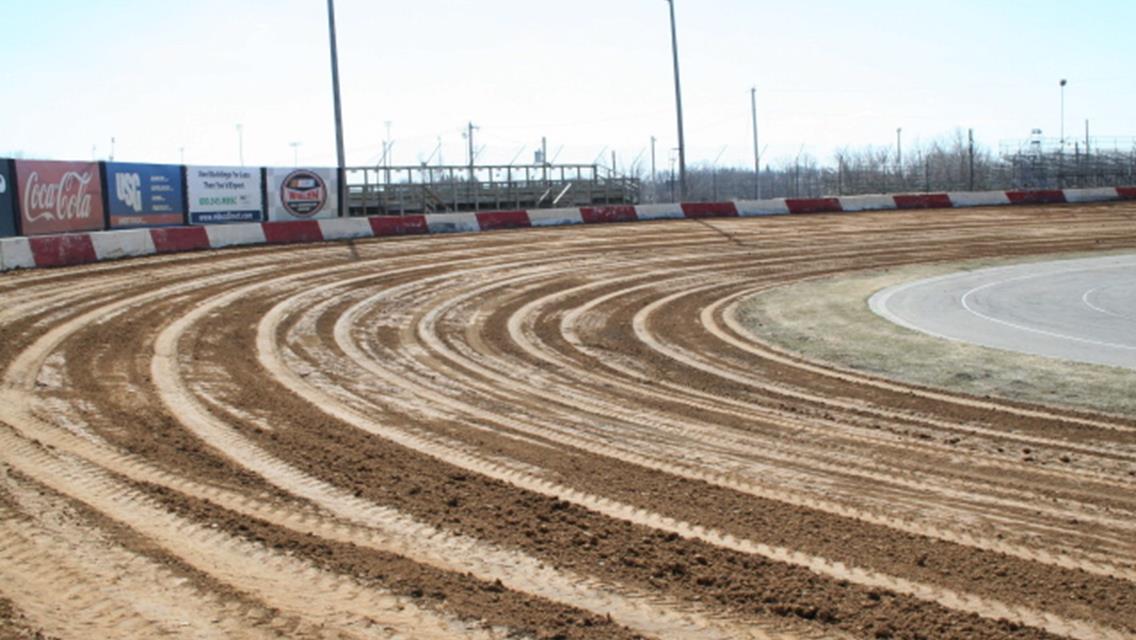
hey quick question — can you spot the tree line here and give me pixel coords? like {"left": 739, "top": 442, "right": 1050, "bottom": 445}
{"left": 640, "top": 130, "right": 1136, "bottom": 202}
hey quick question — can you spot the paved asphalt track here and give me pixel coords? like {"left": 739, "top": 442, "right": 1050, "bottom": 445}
{"left": 870, "top": 254, "right": 1136, "bottom": 371}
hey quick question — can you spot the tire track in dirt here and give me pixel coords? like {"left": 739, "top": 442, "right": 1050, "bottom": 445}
{"left": 257, "top": 263, "right": 1127, "bottom": 638}
{"left": 0, "top": 427, "right": 503, "bottom": 640}
{"left": 0, "top": 470, "right": 274, "bottom": 640}
{"left": 321, "top": 251, "right": 1134, "bottom": 583}
{"left": 172, "top": 259, "right": 824, "bottom": 640}
{"left": 3, "top": 202, "right": 1135, "bottom": 639}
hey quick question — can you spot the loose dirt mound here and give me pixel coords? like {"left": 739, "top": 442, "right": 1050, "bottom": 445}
{"left": 1, "top": 202, "right": 1135, "bottom": 639}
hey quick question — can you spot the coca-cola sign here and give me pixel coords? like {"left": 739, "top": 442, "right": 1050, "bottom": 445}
{"left": 16, "top": 160, "right": 105, "bottom": 235}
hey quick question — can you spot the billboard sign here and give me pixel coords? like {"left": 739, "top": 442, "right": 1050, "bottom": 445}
{"left": 0, "top": 160, "right": 15, "bottom": 237}
{"left": 186, "top": 165, "right": 263, "bottom": 224}
{"left": 266, "top": 167, "right": 338, "bottom": 221}
{"left": 16, "top": 160, "right": 105, "bottom": 235}
{"left": 105, "top": 162, "right": 185, "bottom": 228}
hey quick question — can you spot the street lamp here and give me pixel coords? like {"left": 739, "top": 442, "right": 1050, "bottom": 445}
{"left": 327, "top": 0, "right": 347, "bottom": 216}
{"left": 290, "top": 142, "right": 302, "bottom": 166}
{"left": 665, "top": 0, "right": 687, "bottom": 201}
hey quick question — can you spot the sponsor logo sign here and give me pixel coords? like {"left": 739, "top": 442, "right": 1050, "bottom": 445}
{"left": 186, "top": 165, "right": 263, "bottom": 224}
{"left": 266, "top": 167, "right": 338, "bottom": 221}
{"left": 105, "top": 162, "right": 185, "bottom": 228}
{"left": 0, "top": 160, "right": 15, "bottom": 237}
{"left": 15, "top": 160, "right": 105, "bottom": 235}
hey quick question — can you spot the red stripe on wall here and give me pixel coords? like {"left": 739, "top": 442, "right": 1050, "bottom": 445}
{"left": 150, "top": 227, "right": 210, "bottom": 253}
{"left": 1006, "top": 190, "right": 1067, "bottom": 205}
{"left": 681, "top": 202, "right": 739, "bottom": 218}
{"left": 262, "top": 221, "right": 324, "bottom": 244}
{"left": 370, "top": 215, "right": 429, "bottom": 236}
{"left": 894, "top": 194, "right": 953, "bottom": 209}
{"left": 785, "top": 198, "right": 843, "bottom": 214}
{"left": 476, "top": 210, "right": 531, "bottom": 231}
{"left": 1115, "top": 187, "right": 1136, "bottom": 200}
{"left": 580, "top": 206, "right": 638, "bottom": 224}
{"left": 28, "top": 235, "right": 98, "bottom": 268}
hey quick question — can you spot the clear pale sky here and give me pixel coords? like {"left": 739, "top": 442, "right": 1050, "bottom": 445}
{"left": 2, "top": 1, "right": 1133, "bottom": 173}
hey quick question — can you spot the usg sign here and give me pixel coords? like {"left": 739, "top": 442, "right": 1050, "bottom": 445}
{"left": 280, "top": 169, "right": 327, "bottom": 217}
{"left": 115, "top": 172, "right": 143, "bottom": 212}
{"left": 104, "top": 162, "right": 185, "bottom": 228}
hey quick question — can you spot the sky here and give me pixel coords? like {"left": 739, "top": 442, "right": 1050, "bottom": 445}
{"left": 2, "top": 0, "right": 1134, "bottom": 174}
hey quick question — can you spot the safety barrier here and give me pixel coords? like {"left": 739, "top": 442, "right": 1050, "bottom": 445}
{"left": 1, "top": 186, "right": 1133, "bottom": 272}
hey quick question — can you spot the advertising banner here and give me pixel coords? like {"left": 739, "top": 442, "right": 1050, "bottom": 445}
{"left": 266, "top": 167, "right": 338, "bottom": 221}
{"left": 0, "top": 160, "right": 16, "bottom": 237}
{"left": 15, "top": 160, "right": 105, "bottom": 235}
{"left": 186, "top": 165, "right": 263, "bottom": 225}
{"left": 105, "top": 162, "right": 185, "bottom": 228}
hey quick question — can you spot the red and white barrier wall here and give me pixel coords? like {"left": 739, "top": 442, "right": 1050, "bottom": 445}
{"left": 2, "top": 187, "right": 1134, "bottom": 272}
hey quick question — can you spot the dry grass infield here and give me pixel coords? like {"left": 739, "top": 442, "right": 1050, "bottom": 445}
{"left": 737, "top": 250, "right": 1136, "bottom": 417}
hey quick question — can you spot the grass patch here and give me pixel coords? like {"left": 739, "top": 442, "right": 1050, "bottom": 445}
{"left": 736, "top": 251, "right": 1136, "bottom": 417}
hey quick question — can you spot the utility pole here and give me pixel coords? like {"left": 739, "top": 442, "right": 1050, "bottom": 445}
{"left": 896, "top": 127, "right": 903, "bottom": 187}
{"left": 712, "top": 145, "right": 727, "bottom": 201}
{"left": 669, "top": 150, "right": 678, "bottom": 202}
{"left": 384, "top": 121, "right": 393, "bottom": 167}
{"left": 665, "top": 0, "right": 687, "bottom": 200}
{"left": 611, "top": 150, "right": 617, "bottom": 177}
{"left": 466, "top": 121, "right": 479, "bottom": 184}
{"left": 467, "top": 122, "right": 477, "bottom": 168}
{"left": 968, "top": 128, "right": 975, "bottom": 191}
{"left": 751, "top": 86, "right": 760, "bottom": 199}
{"left": 650, "top": 136, "right": 657, "bottom": 182}
{"left": 327, "top": 0, "right": 347, "bottom": 216}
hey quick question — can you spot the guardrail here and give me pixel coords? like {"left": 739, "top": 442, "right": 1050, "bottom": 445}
{"left": 2, "top": 187, "right": 1133, "bottom": 273}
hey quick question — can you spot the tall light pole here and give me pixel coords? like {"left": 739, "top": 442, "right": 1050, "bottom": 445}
{"left": 665, "top": 0, "right": 687, "bottom": 201}
{"left": 751, "top": 87, "right": 760, "bottom": 199}
{"left": 290, "top": 142, "right": 301, "bottom": 166}
{"left": 1059, "top": 78, "right": 1068, "bottom": 149}
{"left": 327, "top": 0, "right": 348, "bottom": 216}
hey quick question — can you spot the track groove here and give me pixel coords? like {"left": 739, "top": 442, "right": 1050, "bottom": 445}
{"left": 2, "top": 203, "right": 1135, "bottom": 639}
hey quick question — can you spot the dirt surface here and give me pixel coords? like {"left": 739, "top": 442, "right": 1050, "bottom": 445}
{"left": 1, "top": 202, "right": 1135, "bottom": 639}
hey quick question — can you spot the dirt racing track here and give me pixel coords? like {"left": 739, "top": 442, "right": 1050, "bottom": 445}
{"left": 1, "top": 201, "right": 1135, "bottom": 640}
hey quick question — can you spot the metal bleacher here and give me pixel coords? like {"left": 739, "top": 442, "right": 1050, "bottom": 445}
{"left": 345, "top": 163, "right": 639, "bottom": 215}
